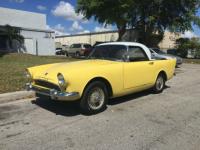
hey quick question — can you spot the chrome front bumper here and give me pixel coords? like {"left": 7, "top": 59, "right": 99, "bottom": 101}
{"left": 25, "top": 83, "right": 80, "bottom": 101}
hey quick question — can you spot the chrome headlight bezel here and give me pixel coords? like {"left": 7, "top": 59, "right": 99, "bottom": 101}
{"left": 57, "top": 73, "right": 67, "bottom": 90}
{"left": 25, "top": 69, "right": 32, "bottom": 82}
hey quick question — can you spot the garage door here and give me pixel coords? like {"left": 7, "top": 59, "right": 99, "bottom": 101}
{"left": 24, "top": 38, "right": 35, "bottom": 55}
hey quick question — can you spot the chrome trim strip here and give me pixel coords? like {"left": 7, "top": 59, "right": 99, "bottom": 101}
{"left": 25, "top": 83, "right": 79, "bottom": 101}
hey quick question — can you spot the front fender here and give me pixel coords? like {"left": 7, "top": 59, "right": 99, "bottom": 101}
{"left": 27, "top": 63, "right": 61, "bottom": 79}
{"left": 65, "top": 63, "right": 124, "bottom": 97}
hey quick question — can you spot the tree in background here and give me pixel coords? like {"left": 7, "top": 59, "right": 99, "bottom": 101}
{"left": 176, "top": 38, "right": 200, "bottom": 58}
{"left": 176, "top": 38, "right": 190, "bottom": 58}
{"left": 76, "top": 0, "right": 200, "bottom": 47}
{"left": 0, "top": 25, "right": 24, "bottom": 52}
{"left": 77, "top": 0, "right": 131, "bottom": 41}
{"left": 191, "top": 38, "right": 200, "bottom": 58}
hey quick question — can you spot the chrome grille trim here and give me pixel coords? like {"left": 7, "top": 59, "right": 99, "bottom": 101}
{"left": 34, "top": 80, "right": 60, "bottom": 91}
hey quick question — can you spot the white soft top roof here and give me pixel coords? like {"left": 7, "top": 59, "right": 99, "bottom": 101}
{"left": 98, "top": 42, "right": 152, "bottom": 60}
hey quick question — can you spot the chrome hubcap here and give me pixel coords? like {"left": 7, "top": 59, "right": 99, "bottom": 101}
{"left": 88, "top": 87, "right": 105, "bottom": 110}
{"left": 156, "top": 76, "right": 164, "bottom": 91}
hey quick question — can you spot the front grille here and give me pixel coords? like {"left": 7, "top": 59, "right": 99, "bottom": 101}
{"left": 32, "top": 86, "right": 50, "bottom": 95}
{"left": 34, "top": 80, "right": 60, "bottom": 91}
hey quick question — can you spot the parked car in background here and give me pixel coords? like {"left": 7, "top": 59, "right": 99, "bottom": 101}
{"left": 62, "top": 44, "right": 69, "bottom": 56}
{"left": 167, "top": 49, "right": 178, "bottom": 55}
{"left": 55, "top": 48, "right": 68, "bottom": 56}
{"left": 55, "top": 42, "right": 69, "bottom": 56}
{"left": 55, "top": 48, "right": 65, "bottom": 55}
{"left": 68, "top": 43, "right": 92, "bottom": 57}
{"left": 26, "top": 42, "right": 176, "bottom": 114}
{"left": 62, "top": 44, "right": 69, "bottom": 51}
{"left": 150, "top": 48, "right": 183, "bottom": 67}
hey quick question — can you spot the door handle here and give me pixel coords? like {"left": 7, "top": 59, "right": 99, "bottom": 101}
{"left": 149, "top": 62, "right": 154, "bottom": 65}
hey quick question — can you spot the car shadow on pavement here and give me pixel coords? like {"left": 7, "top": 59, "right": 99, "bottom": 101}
{"left": 108, "top": 86, "right": 170, "bottom": 106}
{"left": 32, "top": 86, "right": 170, "bottom": 116}
{"left": 31, "top": 97, "right": 81, "bottom": 117}
{"left": 108, "top": 90, "right": 152, "bottom": 106}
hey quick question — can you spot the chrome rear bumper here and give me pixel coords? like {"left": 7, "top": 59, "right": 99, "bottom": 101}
{"left": 25, "top": 83, "right": 79, "bottom": 101}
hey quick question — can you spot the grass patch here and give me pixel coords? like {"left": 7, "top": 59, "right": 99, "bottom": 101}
{"left": 0, "top": 53, "right": 78, "bottom": 93}
{"left": 183, "top": 58, "right": 200, "bottom": 64}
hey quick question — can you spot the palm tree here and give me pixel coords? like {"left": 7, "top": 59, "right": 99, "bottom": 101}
{"left": 0, "top": 25, "right": 24, "bottom": 52}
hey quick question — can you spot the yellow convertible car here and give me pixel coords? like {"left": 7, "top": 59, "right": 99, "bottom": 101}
{"left": 25, "top": 42, "right": 176, "bottom": 114}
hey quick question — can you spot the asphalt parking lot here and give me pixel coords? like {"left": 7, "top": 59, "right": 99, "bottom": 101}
{"left": 0, "top": 64, "right": 200, "bottom": 150}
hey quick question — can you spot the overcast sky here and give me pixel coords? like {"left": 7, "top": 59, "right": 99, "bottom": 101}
{"left": 0, "top": 0, "right": 199, "bottom": 38}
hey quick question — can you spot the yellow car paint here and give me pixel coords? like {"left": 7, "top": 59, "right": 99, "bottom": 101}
{"left": 27, "top": 58, "right": 176, "bottom": 100}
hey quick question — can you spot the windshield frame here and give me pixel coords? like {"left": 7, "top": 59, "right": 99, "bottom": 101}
{"left": 152, "top": 48, "right": 166, "bottom": 54}
{"left": 88, "top": 44, "right": 128, "bottom": 61}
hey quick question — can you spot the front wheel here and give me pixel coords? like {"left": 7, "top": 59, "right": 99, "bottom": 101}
{"left": 75, "top": 52, "right": 80, "bottom": 58}
{"left": 80, "top": 81, "right": 108, "bottom": 114}
{"left": 153, "top": 74, "right": 165, "bottom": 93}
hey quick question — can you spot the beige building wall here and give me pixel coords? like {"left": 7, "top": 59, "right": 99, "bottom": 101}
{"left": 55, "top": 30, "right": 180, "bottom": 49}
{"left": 159, "top": 32, "right": 181, "bottom": 50}
{"left": 56, "top": 34, "right": 90, "bottom": 45}
{"left": 55, "top": 31, "right": 118, "bottom": 46}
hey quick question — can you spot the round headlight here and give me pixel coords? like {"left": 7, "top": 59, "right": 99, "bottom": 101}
{"left": 57, "top": 73, "right": 67, "bottom": 90}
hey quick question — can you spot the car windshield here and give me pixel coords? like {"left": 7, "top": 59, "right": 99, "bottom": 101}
{"left": 84, "top": 44, "right": 92, "bottom": 48}
{"left": 89, "top": 45, "right": 127, "bottom": 61}
{"left": 72, "top": 44, "right": 81, "bottom": 48}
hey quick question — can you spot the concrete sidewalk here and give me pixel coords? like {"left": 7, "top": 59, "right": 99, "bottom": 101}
{"left": 0, "top": 91, "right": 35, "bottom": 104}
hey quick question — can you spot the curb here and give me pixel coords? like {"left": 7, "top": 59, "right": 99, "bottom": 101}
{"left": 0, "top": 91, "right": 35, "bottom": 104}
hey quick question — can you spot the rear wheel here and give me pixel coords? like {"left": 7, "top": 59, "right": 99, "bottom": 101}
{"left": 153, "top": 74, "right": 165, "bottom": 93}
{"left": 80, "top": 81, "right": 108, "bottom": 114}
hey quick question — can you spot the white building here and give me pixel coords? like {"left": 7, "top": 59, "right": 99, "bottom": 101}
{"left": 0, "top": 7, "right": 55, "bottom": 55}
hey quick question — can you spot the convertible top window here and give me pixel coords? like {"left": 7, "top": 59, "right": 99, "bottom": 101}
{"left": 71, "top": 44, "right": 81, "bottom": 48}
{"left": 128, "top": 46, "right": 149, "bottom": 61}
{"left": 89, "top": 45, "right": 127, "bottom": 61}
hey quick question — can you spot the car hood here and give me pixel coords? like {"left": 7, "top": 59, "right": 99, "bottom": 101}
{"left": 33, "top": 59, "right": 119, "bottom": 82}
{"left": 153, "top": 53, "right": 176, "bottom": 59}
{"left": 164, "top": 54, "right": 182, "bottom": 59}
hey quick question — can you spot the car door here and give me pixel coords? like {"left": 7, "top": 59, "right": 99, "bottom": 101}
{"left": 124, "top": 46, "right": 155, "bottom": 89}
{"left": 68, "top": 44, "right": 74, "bottom": 54}
{"left": 69, "top": 44, "right": 81, "bottom": 54}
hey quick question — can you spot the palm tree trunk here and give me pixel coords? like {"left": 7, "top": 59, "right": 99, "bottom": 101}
{"left": 117, "top": 25, "right": 126, "bottom": 41}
